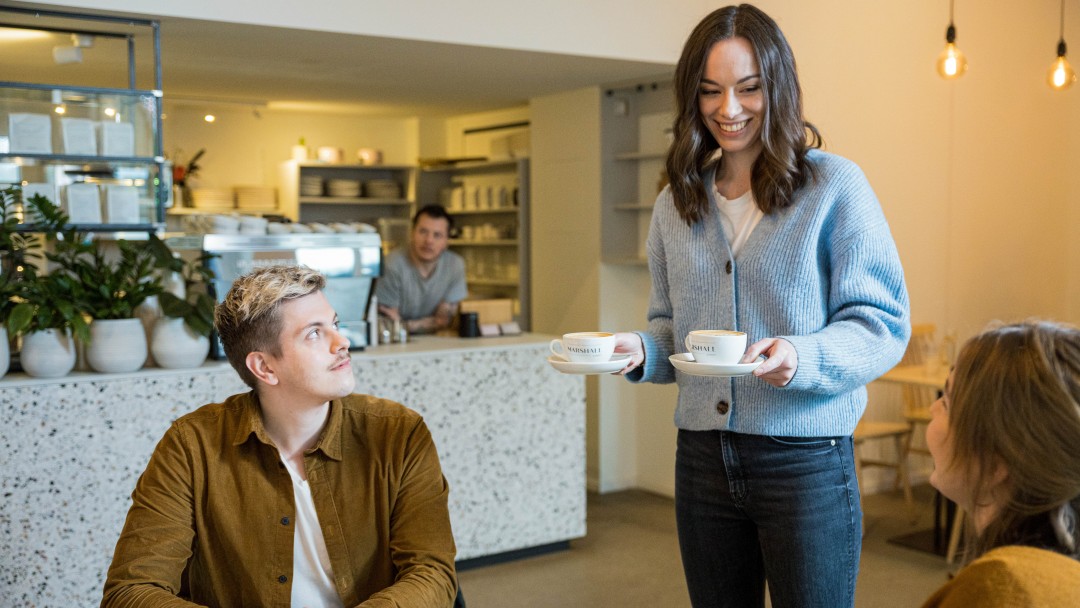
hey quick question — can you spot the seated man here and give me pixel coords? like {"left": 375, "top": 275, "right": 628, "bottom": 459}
{"left": 377, "top": 205, "right": 467, "bottom": 334}
{"left": 102, "top": 265, "right": 457, "bottom": 607}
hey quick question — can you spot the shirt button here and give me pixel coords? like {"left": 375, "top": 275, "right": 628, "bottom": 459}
{"left": 716, "top": 400, "right": 729, "bottom": 415}
{"left": 725, "top": 260, "right": 733, "bottom": 274}
{"left": 278, "top": 575, "right": 288, "bottom": 584}
{"left": 281, "top": 516, "right": 290, "bottom": 526}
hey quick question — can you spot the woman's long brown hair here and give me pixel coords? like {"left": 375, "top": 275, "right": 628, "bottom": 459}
{"left": 667, "top": 4, "right": 821, "bottom": 226}
{"left": 947, "top": 321, "right": 1080, "bottom": 561}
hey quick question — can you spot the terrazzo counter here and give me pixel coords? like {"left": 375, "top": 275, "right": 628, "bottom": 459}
{"left": 0, "top": 333, "right": 585, "bottom": 606}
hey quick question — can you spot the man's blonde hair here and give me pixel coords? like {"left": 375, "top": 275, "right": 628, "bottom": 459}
{"left": 214, "top": 265, "right": 326, "bottom": 388}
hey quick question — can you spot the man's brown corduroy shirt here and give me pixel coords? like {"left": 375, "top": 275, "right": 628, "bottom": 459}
{"left": 101, "top": 391, "right": 457, "bottom": 607}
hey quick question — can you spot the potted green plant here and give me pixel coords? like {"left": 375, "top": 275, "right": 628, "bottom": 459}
{"left": 150, "top": 244, "right": 217, "bottom": 369}
{"left": 47, "top": 223, "right": 165, "bottom": 374}
{"left": 2, "top": 188, "right": 89, "bottom": 378}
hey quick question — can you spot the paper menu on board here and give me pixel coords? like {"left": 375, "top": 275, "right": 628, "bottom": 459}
{"left": 65, "top": 183, "right": 102, "bottom": 224}
{"left": 104, "top": 185, "right": 140, "bottom": 224}
{"left": 8, "top": 113, "right": 52, "bottom": 154}
{"left": 99, "top": 122, "right": 135, "bottom": 157}
{"left": 61, "top": 118, "right": 98, "bottom": 156}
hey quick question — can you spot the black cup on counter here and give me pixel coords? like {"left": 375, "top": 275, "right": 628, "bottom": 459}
{"left": 459, "top": 312, "right": 480, "bottom": 338}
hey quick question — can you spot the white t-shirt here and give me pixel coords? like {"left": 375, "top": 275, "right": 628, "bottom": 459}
{"left": 281, "top": 457, "right": 344, "bottom": 608}
{"left": 713, "top": 185, "right": 764, "bottom": 257}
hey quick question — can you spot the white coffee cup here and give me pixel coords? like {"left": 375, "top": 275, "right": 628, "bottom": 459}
{"left": 684, "top": 330, "right": 747, "bottom": 364}
{"left": 550, "top": 332, "right": 616, "bottom": 363}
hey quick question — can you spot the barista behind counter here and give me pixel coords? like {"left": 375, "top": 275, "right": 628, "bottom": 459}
{"left": 377, "top": 205, "right": 467, "bottom": 334}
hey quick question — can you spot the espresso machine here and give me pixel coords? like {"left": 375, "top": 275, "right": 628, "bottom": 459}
{"left": 170, "top": 232, "right": 382, "bottom": 358}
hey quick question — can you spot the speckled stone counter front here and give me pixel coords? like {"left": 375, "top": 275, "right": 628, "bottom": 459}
{"left": 0, "top": 334, "right": 585, "bottom": 606}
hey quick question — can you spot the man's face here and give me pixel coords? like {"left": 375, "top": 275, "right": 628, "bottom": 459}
{"left": 409, "top": 214, "right": 451, "bottom": 265}
{"left": 261, "top": 291, "right": 355, "bottom": 405}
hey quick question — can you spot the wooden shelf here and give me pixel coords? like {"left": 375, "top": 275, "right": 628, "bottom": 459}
{"left": 613, "top": 203, "right": 655, "bottom": 211}
{"left": 466, "top": 277, "right": 520, "bottom": 287}
{"left": 602, "top": 255, "right": 649, "bottom": 266}
{"left": 298, "top": 196, "right": 409, "bottom": 205}
{"left": 421, "top": 159, "right": 523, "bottom": 173}
{"left": 614, "top": 150, "right": 666, "bottom": 161}
{"left": 449, "top": 239, "right": 518, "bottom": 246}
{"left": 449, "top": 207, "right": 518, "bottom": 215}
{"left": 294, "top": 162, "right": 415, "bottom": 171}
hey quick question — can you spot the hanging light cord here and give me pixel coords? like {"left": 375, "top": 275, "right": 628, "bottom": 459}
{"left": 1059, "top": 0, "right": 1068, "bottom": 58}
{"left": 946, "top": 0, "right": 957, "bottom": 43}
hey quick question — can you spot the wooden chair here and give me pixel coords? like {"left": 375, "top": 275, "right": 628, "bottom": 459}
{"left": 901, "top": 324, "right": 942, "bottom": 460}
{"left": 853, "top": 419, "right": 913, "bottom": 512}
{"left": 898, "top": 324, "right": 970, "bottom": 563}
{"left": 853, "top": 324, "right": 939, "bottom": 518}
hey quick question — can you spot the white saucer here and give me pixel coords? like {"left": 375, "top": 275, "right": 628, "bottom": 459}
{"left": 668, "top": 353, "right": 763, "bottom": 377}
{"left": 548, "top": 355, "right": 632, "bottom": 375}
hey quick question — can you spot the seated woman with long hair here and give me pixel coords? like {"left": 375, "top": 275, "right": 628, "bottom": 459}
{"left": 922, "top": 320, "right": 1080, "bottom": 607}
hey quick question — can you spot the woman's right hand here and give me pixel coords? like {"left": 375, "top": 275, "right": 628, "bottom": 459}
{"left": 613, "top": 332, "right": 645, "bottom": 375}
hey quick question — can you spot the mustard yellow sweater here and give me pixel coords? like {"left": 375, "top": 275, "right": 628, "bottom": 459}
{"left": 922, "top": 545, "right": 1080, "bottom": 607}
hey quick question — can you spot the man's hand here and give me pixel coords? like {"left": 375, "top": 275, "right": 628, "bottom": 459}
{"left": 742, "top": 337, "right": 798, "bottom": 387}
{"left": 378, "top": 304, "right": 401, "bottom": 321}
{"left": 433, "top": 301, "right": 455, "bottom": 329}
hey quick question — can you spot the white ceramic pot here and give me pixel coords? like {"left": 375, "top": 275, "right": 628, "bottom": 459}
{"left": 0, "top": 327, "right": 9, "bottom": 378}
{"left": 86, "top": 318, "right": 147, "bottom": 374}
{"left": 135, "top": 296, "right": 161, "bottom": 368}
{"left": 151, "top": 317, "right": 209, "bottom": 369}
{"left": 20, "top": 328, "right": 77, "bottom": 378}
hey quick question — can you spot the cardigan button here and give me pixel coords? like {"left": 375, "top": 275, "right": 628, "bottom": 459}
{"left": 278, "top": 575, "right": 288, "bottom": 584}
{"left": 716, "top": 400, "right": 729, "bottom": 415}
{"left": 725, "top": 260, "right": 733, "bottom": 274}
{"left": 280, "top": 516, "right": 290, "bottom": 526}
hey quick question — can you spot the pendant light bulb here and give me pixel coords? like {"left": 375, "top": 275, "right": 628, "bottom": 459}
{"left": 1048, "top": 1, "right": 1076, "bottom": 90}
{"left": 937, "top": 24, "right": 968, "bottom": 80}
{"left": 1048, "top": 53, "right": 1076, "bottom": 90}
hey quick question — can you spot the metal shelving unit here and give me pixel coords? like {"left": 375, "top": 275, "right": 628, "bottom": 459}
{"left": 0, "top": 7, "right": 164, "bottom": 232}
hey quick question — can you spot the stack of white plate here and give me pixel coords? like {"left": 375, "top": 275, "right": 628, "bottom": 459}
{"left": 235, "top": 186, "right": 277, "bottom": 211}
{"left": 300, "top": 175, "right": 323, "bottom": 197}
{"left": 238, "top": 215, "right": 268, "bottom": 235}
{"left": 365, "top": 179, "right": 401, "bottom": 199}
{"left": 191, "top": 188, "right": 235, "bottom": 211}
{"left": 326, "top": 178, "right": 361, "bottom": 198}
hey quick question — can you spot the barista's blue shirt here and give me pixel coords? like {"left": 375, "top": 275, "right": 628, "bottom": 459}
{"left": 376, "top": 249, "right": 467, "bottom": 321}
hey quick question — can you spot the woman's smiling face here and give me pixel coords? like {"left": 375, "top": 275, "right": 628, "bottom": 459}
{"left": 698, "top": 36, "right": 766, "bottom": 163}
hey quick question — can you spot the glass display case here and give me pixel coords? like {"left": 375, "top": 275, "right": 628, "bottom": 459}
{"left": 0, "top": 7, "right": 164, "bottom": 231}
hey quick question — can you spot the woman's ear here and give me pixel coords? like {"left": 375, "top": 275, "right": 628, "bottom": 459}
{"left": 246, "top": 351, "right": 279, "bottom": 387}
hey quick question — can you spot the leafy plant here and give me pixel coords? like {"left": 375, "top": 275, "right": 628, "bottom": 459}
{"left": 48, "top": 233, "right": 165, "bottom": 321}
{"left": 7, "top": 270, "right": 90, "bottom": 342}
{"left": 3, "top": 188, "right": 90, "bottom": 341}
{"left": 153, "top": 242, "right": 217, "bottom": 337}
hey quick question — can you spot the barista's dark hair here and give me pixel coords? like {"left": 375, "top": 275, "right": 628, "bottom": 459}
{"left": 413, "top": 204, "right": 455, "bottom": 232}
{"left": 667, "top": 3, "right": 821, "bottom": 225}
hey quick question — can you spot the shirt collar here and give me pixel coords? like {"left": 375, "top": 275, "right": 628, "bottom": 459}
{"left": 231, "top": 391, "right": 345, "bottom": 461}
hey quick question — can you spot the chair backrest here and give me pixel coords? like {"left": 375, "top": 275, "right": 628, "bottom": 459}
{"left": 901, "top": 323, "right": 936, "bottom": 366}
{"left": 901, "top": 323, "right": 940, "bottom": 419}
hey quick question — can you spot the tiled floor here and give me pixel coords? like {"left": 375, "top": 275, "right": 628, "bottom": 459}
{"left": 458, "top": 485, "right": 955, "bottom": 607}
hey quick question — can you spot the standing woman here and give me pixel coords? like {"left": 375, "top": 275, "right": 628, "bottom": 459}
{"left": 613, "top": 4, "right": 910, "bottom": 607}
{"left": 921, "top": 321, "right": 1080, "bottom": 607}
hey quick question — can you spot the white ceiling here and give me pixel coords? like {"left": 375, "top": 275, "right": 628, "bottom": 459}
{"left": 0, "top": 4, "right": 674, "bottom": 117}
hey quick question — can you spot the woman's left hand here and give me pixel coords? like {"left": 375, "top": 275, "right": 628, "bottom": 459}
{"left": 742, "top": 338, "right": 798, "bottom": 387}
